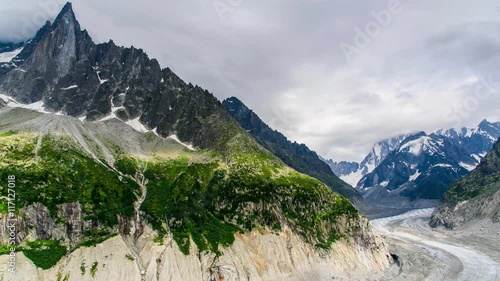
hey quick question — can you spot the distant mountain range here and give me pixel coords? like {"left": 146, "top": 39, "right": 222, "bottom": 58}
{"left": 223, "top": 97, "right": 363, "bottom": 203}
{"left": 323, "top": 134, "right": 409, "bottom": 186}
{"left": 323, "top": 120, "right": 500, "bottom": 202}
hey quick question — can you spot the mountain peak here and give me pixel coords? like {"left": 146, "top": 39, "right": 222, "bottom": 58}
{"left": 223, "top": 96, "right": 243, "bottom": 105}
{"left": 223, "top": 97, "right": 250, "bottom": 113}
{"left": 479, "top": 119, "right": 490, "bottom": 124}
{"left": 479, "top": 119, "right": 494, "bottom": 129}
{"left": 225, "top": 96, "right": 241, "bottom": 102}
{"left": 60, "top": 2, "right": 75, "bottom": 15}
{"left": 53, "top": 2, "right": 78, "bottom": 27}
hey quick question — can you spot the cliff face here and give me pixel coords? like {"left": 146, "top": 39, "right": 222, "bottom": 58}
{"left": 1, "top": 223, "right": 390, "bottom": 281}
{"left": 430, "top": 138, "right": 500, "bottom": 228}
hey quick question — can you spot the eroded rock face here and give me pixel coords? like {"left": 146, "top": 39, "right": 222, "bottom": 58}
{"left": 430, "top": 189, "right": 500, "bottom": 228}
{"left": 1, "top": 222, "right": 391, "bottom": 281}
{"left": 0, "top": 198, "right": 391, "bottom": 280}
{"left": 431, "top": 138, "right": 500, "bottom": 228}
{"left": 0, "top": 202, "right": 118, "bottom": 246}
{"left": 58, "top": 202, "right": 85, "bottom": 244}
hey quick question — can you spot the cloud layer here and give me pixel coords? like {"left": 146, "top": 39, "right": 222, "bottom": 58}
{"left": 1, "top": 0, "right": 500, "bottom": 161}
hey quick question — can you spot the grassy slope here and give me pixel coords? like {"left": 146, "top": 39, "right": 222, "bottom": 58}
{"left": 0, "top": 129, "right": 359, "bottom": 267}
{"left": 444, "top": 138, "right": 500, "bottom": 204}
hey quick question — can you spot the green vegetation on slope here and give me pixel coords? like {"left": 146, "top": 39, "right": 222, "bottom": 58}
{"left": 0, "top": 131, "right": 359, "bottom": 262}
{"left": 0, "top": 133, "right": 139, "bottom": 225}
{"left": 445, "top": 138, "right": 500, "bottom": 204}
{"left": 0, "top": 130, "right": 15, "bottom": 137}
{"left": 118, "top": 153, "right": 357, "bottom": 254}
{"left": 22, "top": 240, "right": 67, "bottom": 270}
{"left": 223, "top": 97, "right": 362, "bottom": 202}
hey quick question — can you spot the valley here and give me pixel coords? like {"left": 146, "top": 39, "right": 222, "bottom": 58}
{"left": 369, "top": 209, "right": 500, "bottom": 281}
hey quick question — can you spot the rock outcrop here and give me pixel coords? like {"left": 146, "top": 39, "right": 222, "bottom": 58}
{"left": 0, "top": 3, "right": 237, "bottom": 151}
{"left": 430, "top": 137, "right": 500, "bottom": 228}
{"left": 0, "top": 223, "right": 390, "bottom": 281}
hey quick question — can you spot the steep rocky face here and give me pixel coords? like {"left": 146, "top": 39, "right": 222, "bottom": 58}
{"left": 0, "top": 202, "right": 86, "bottom": 246}
{"left": 430, "top": 138, "right": 500, "bottom": 228}
{"left": 1, "top": 224, "right": 391, "bottom": 281}
{"left": 223, "top": 96, "right": 363, "bottom": 203}
{"left": 0, "top": 3, "right": 236, "bottom": 151}
{"left": 357, "top": 120, "right": 500, "bottom": 202}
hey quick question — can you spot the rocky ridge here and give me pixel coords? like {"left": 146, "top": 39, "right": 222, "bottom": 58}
{"left": 430, "top": 137, "right": 500, "bottom": 228}
{"left": 223, "top": 96, "right": 363, "bottom": 204}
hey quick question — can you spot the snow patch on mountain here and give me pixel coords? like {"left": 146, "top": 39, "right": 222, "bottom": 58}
{"left": 0, "top": 93, "right": 57, "bottom": 115}
{"left": 323, "top": 134, "right": 410, "bottom": 187}
{"left": 460, "top": 162, "right": 477, "bottom": 171}
{"left": 399, "top": 136, "right": 442, "bottom": 156}
{"left": 0, "top": 47, "right": 23, "bottom": 63}
{"left": 125, "top": 117, "right": 148, "bottom": 133}
{"left": 409, "top": 170, "right": 421, "bottom": 181}
{"left": 340, "top": 170, "right": 365, "bottom": 187}
{"left": 168, "top": 134, "right": 195, "bottom": 151}
{"left": 61, "top": 85, "right": 78, "bottom": 90}
{"left": 150, "top": 128, "right": 196, "bottom": 151}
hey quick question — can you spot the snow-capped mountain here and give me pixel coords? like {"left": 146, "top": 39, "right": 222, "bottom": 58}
{"left": 0, "top": 3, "right": 228, "bottom": 150}
{"left": 0, "top": 41, "right": 30, "bottom": 77}
{"left": 322, "top": 159, "right": 359, "bottom": 178}
{"left": 323, "top": 134, "right": 410, "bottom": 186}
{"left": 358, "top": 120, "right": 500, "bottom": 201}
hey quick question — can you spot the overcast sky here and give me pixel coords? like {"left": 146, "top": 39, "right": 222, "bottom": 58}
{"left": 1, "top": 0, "right": 500, "bottom": 162}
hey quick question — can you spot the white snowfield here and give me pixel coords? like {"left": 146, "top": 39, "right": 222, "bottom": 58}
{"left": 0, "top": 93, "right": 63, "bottom": 115}
{"left": 398, "top": 136, "right": 442, "bottom": 156}
{"left": 0, "top": 47, "right": 23, "bottom": 63}
{"left": 372, "top": 208, "right": 500, "bottom": 281}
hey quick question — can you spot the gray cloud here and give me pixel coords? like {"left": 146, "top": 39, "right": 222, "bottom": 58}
{"left": 1, "top": 0, "right": 500, "bottom": 162}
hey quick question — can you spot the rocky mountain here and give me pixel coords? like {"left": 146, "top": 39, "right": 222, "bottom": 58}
{"left": 430, "top": 137, "right": 500, "bottom": 228}
{"left": 0, "top": 3, "right": 236, "bottom": 152}
{"left": 223, "top": 96, "right": 363, "bottom": 203}
{"left": 322, "top": 159, "right": 359, "bottom": 178}
{"left": 0, "top": 3, "right": 391, "bottom": 280}
{"left": 323, "top": 134, "right": 410, "bottom": 187}
{"left": 358, "top": 120, "right": 500, "bottom": 202}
